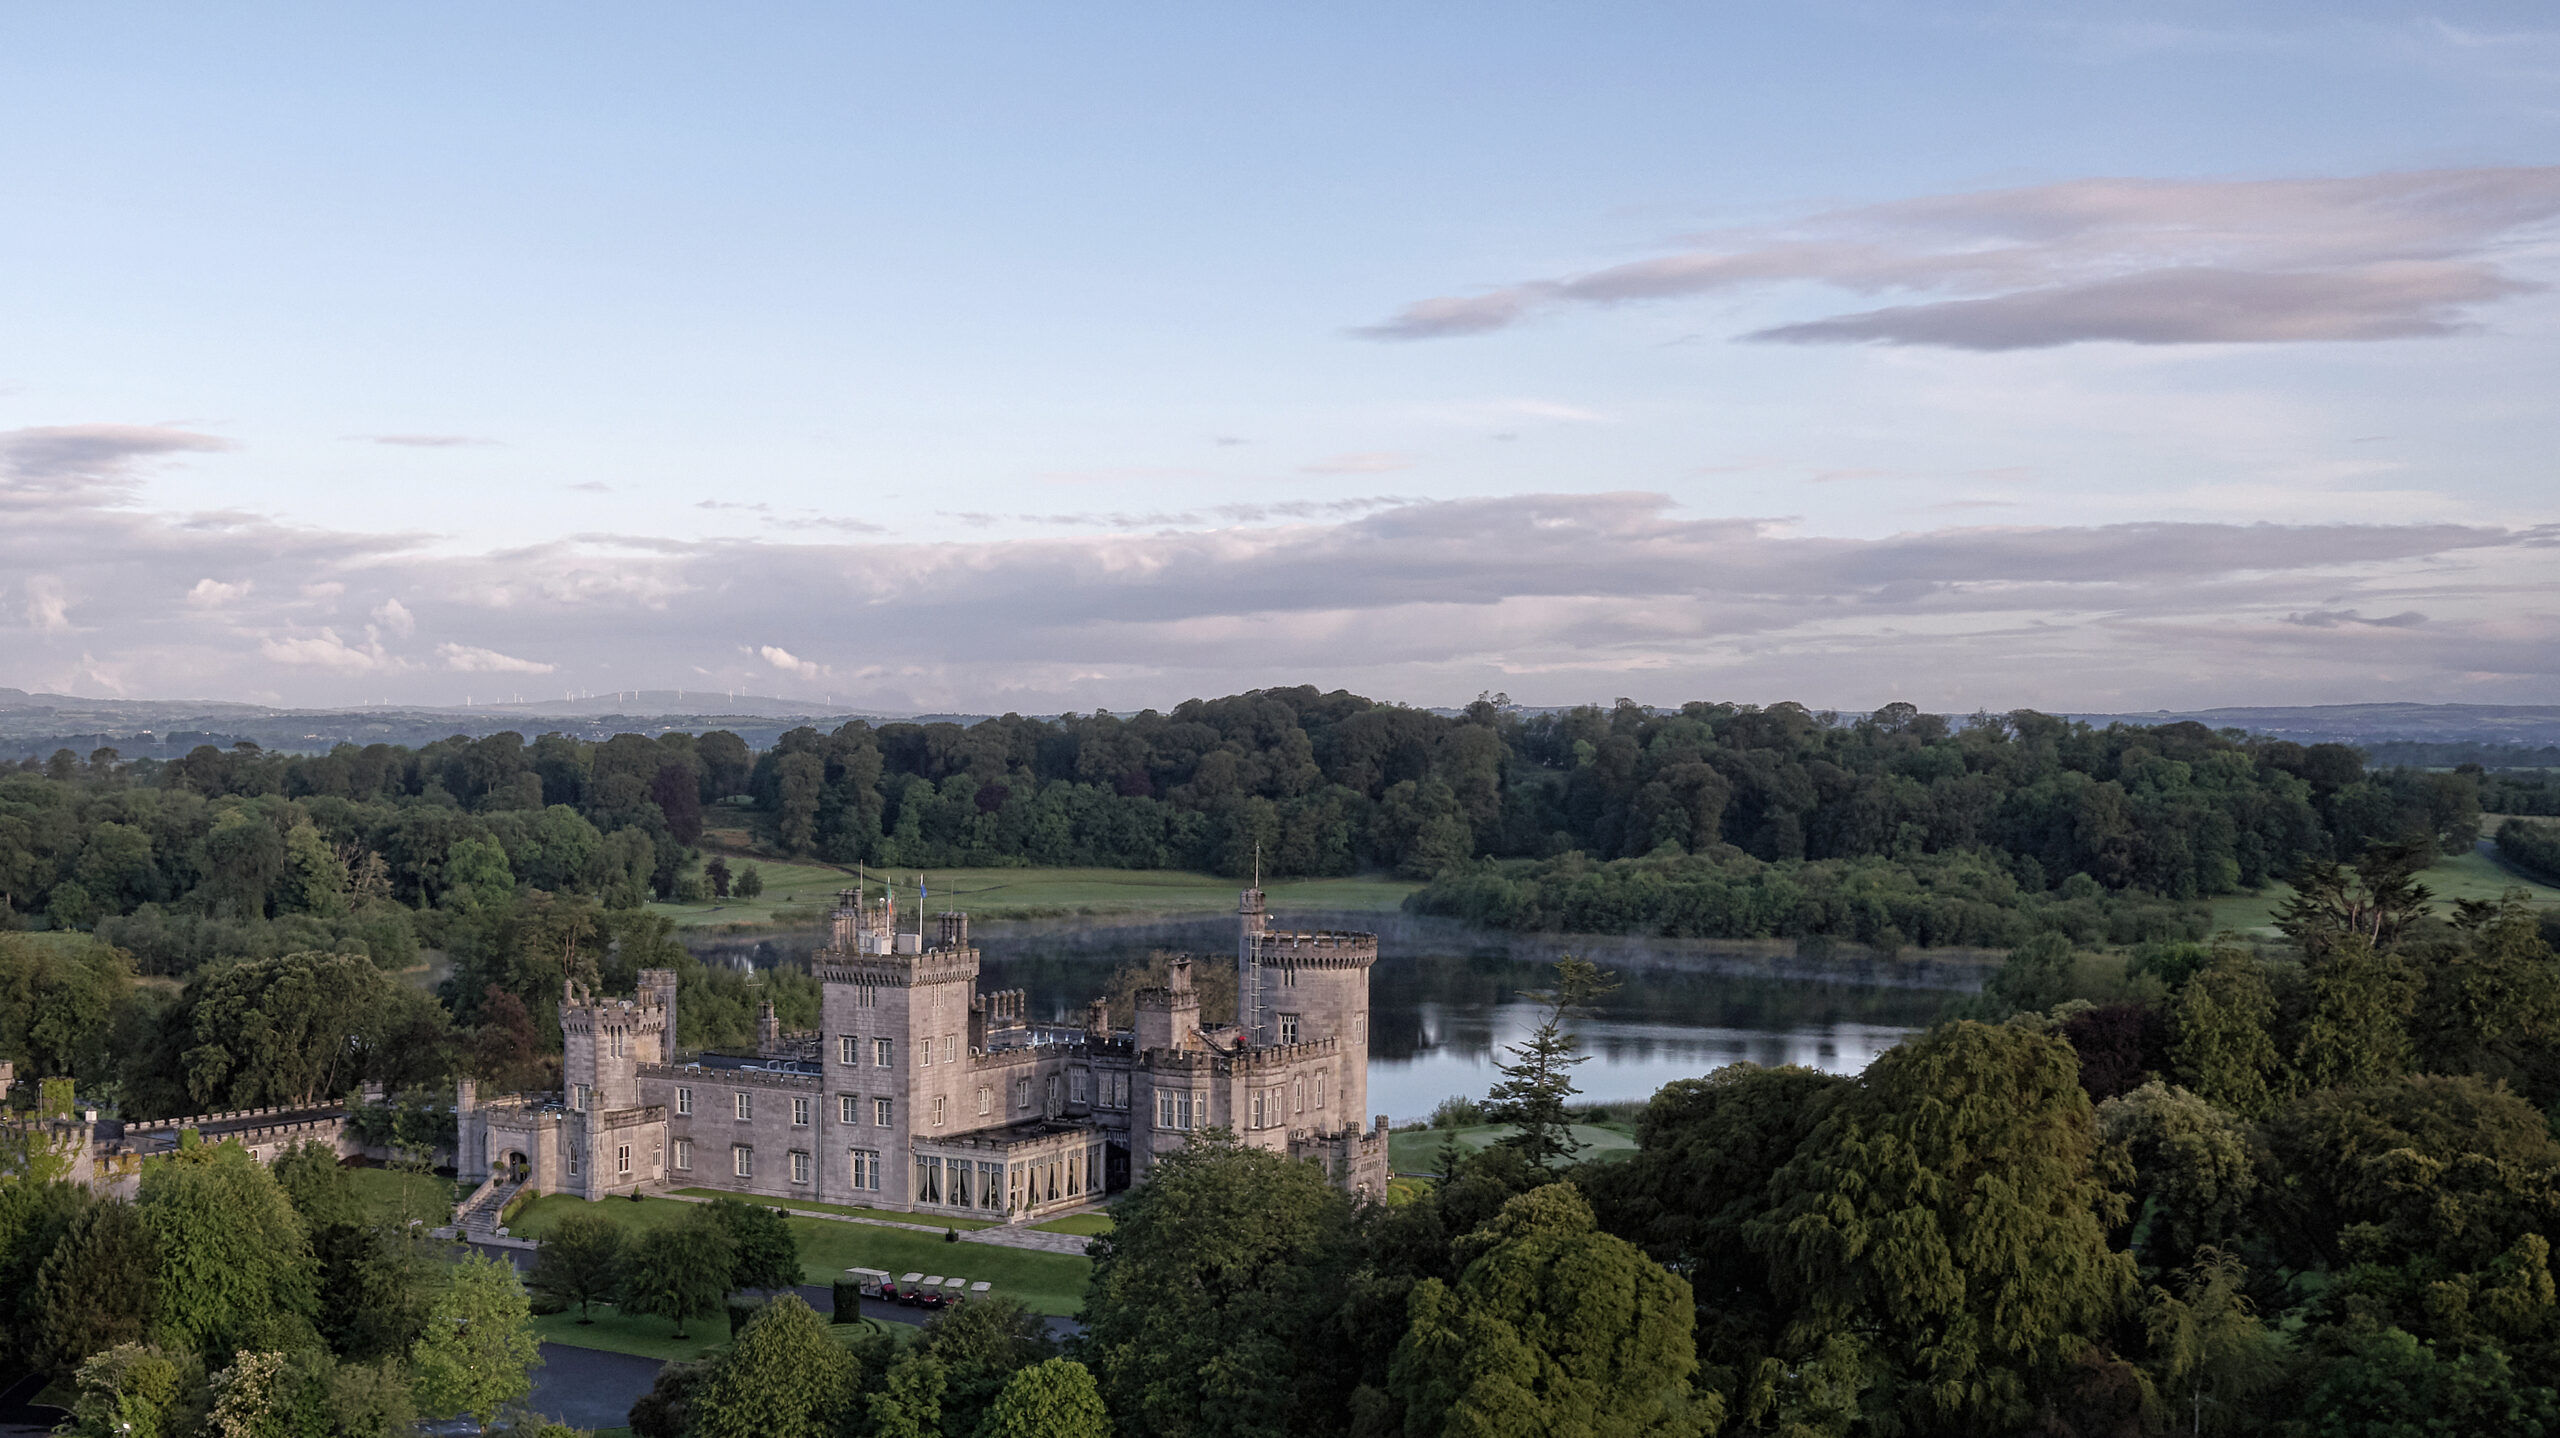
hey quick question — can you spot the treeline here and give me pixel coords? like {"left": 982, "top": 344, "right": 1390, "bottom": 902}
{"left": 0, "top": 691, "right": 2491, "bottom": 970}
{"left": 2496, "top": 817, "right": 2560, "bottom": 884}
{"left": 1408, "top": 848, "right": 2211, "bottom": 951}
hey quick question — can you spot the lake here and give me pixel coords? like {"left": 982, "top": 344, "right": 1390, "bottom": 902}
{"left": 685, "top": 910, "right": 1981, "bottom": 1124}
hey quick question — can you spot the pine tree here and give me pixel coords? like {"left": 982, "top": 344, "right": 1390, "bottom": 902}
{"left": 1483, "top": 957, "right": 1618, "bottom": 1170}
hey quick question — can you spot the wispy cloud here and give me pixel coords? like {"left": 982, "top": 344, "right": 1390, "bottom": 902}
{"left": 1361, "top": 166, "right": 2560, "bottom": 350}
{"left": 0, "top": 424, "right": 235, "bottom": 504}
{"left": 352, "top": 434, "right": 498, "bottom": 448}
{"left": 439, "top": 642, "right": 555, "bottom": 673}
{"left": 1300, "top": 451, "right": 1417, "bottom": 474}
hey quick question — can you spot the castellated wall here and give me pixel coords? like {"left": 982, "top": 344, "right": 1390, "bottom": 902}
{"left": 644, "top": 1062, "right": 827, "bottom": 1205}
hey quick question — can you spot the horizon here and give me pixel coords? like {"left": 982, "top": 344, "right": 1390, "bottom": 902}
{"left": 6, "top": 5, "right": 2559, "bottom": 713}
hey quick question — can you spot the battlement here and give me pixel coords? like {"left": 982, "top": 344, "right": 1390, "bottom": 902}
{"left": 818, "top": 947, "right": 980, "bottom": 989}
{"left": 1248, "top": 929, "right": 1378, "bottom": 967}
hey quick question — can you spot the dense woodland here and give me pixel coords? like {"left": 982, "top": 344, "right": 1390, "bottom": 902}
{"left": 5, "top": 689, "right": 2559, "bottom": 1435}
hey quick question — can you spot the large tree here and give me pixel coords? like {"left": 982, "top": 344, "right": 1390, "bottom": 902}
{"left": 620, "top": 1209, "right": 734, "bottom": 1339}
{"left": 33, "top": 1198, "right": 160, "bottom": 1370}
{"left": 980, "top": 1358, "right": 1112, "bottom": 1438}
{"left": 137, "top": 1143, "right": 318, "bottom": 1358}
{"left": 1483, "top": 956, "right": 1617, "bottom": 1170}
{"left": 704, "top": 1196, "right": 802, "bottom": 1293}
{"left": 527, "top": 1209, "right": 627, "bottom": 1323}
{"left": 1387, "top": 1184, "right": 1708, "bottom": 1438}
{"left": 1080, "top": 1135, "right": 1355, "bottom": 1438}
{"left": 407, "top": 1251, "right": 540, "bottom": 1428}
{"left": 1751, "top": 1020, "right": 2138, "bottom": 1435}
{"left": 913, "top": 1295, "right": 1059, "bottom": 1438}
{"left": 683, "top": 1295, "right": 858, "bottom": 1438}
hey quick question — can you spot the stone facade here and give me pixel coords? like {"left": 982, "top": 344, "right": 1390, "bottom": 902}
{"left": 457, "top": 885, "right": 1390, "bottom": 1219}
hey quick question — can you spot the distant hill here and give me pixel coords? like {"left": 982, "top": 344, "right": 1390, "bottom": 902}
{"left": 2066, "top": 703, "right": 2560, "bottom": 748}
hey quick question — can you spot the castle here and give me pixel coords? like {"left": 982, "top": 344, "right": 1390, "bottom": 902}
{"left": 456, "top": 883, "right": 1390, "bottom": 1219}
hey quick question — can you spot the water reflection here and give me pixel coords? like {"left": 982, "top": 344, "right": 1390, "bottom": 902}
{"left": 684, "top": 910, "right": 1972, "bottom": 1124}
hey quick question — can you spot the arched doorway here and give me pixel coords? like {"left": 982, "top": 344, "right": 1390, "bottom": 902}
{"left": 504, "top": 1150, "right": 529, "bottom": 1183}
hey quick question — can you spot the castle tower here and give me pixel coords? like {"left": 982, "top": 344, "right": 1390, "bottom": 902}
{"left": 816, "top": 885, "right": 980, "bottom": 1208}
{"left": 559, "top": 979, "right": 669, "bottom": 1199}
{"left": 1135, "top": 957, "right": 1201, "bottom": 1053}
{"left": 1237, "top": 878, "right": 1268, "bottom": 1044}
{"left": 637, "top": 968, "right": 680, "bottom": 1062}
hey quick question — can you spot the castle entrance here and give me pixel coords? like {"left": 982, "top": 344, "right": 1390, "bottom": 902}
{"left": 504, "top": 1150, "right": 528, "bottom": 1183}
{"left": 1104, "top": 1140, "right": 1130, "bottom": 1193}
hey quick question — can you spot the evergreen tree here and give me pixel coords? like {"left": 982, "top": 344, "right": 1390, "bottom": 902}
{"left": 2095, "top": 1082, "right": 2256, "bottom": 1274}
{"left": 1483, "top": 956, "right": 1617, "bottom": 1170}
{"left": 866, "top": 1351, "right": 948, "bottom": 1438}
{"left": 137, "top": 1143, "right": 318, "bottom": 1358}
{"left": 34, "top": 1197, "right": 160, "bottom": 1370}
{"left": 2293, "top": 937, "right": 2420, "bottom": 1091}
{"left": 980, "top": 1358, "right": 1111, "bottom": 1438}
{"left": 2167, "top": 953, "right": 2282, "bottom": 1118}
{"left": 685, "top": 1295, "right": 858, "bottom": 1438}
{"left": 2142, "top": 1247, "right": 2278, "bottom": 1437}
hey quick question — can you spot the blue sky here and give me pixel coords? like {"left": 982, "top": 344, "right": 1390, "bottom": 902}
{"left": 4, "top": 3, "right": 2557, "bottom": 713}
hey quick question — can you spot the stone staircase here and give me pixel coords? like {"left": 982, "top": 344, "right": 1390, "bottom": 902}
{"left": 457, "top": 1175, "right": 524, "bottom": 1239}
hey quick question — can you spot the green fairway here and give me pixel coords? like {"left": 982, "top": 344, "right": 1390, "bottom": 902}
{"left": 649, "top": 857, "right": 1421, "bottom": 929}
{"left": 348, "top": 1166, "right": 459, "bottom": 1226}
{"left": 1386, "top": 1123, "right": 1638, "bottom": 1175}
{"left": 2205, "top": 843, "right": 2560, "bottom": 937}
{"left": 508, "top": 1192, "right": 1093, "bottom": 1317}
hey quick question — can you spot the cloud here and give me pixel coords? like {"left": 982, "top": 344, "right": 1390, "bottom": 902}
{"left": 758, "top": 645, "right": 821, "bottom": 679}
{"left": 1362, "top": 166, "right": 2560, "bottom": 349}
{"left": 438, "top": 642, "right": 555, "bottom": 674}
{"left": 568, "top": 481, "right": 613, "bottom": 493}
{"left": 186, "top": 578, "right": 252, "bottom": 608}
{"left": 372, "top": 598, "right": 416, "bottom": 636}
{"left": 697, "top": 499, "right": 771, "bottom": 512}
{"left": 804, "top": 516, "right": 889, "bottom": 533}
{"left": 0, "top": 424, "right": 234, "bottom": 503}
{"left": 260, "top": 628, "right": 394, "bottom": 671}
{"left": 2284, "top": 608, "right": 2429, "bottom": 628}
{"left": 1301, "top": 452, "right": 1417, "bottom": 474}
{"left": 354, "top": 434, "right": 497, "bottom": 447}
{"left": 23, "top": 577, "right": 71, "bottom": 634}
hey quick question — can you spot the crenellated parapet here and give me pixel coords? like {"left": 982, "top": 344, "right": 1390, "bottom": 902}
{"left": 1248, "top": 929, "right": 1379, "bottom": 969}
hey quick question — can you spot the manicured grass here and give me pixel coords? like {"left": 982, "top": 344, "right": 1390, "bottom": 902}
{"left": 533, "top": 1303, "right": 729, "bottom": 1362}
{"left": 791, "top": 1221, "right": 1092, "bottom": 1316}
{"left": 668, "top": 1187, "right": 995, "bottom": 1230}
{"left": 347, "top": 1166, "right": 460, "bottom": 1226}
{"left": 1386, "top": 1123, "right": 1638, "bottom": 1175}
{"left": 2204, "top": 844, "right": 2560, "bottom": 937}
{"left": 508, "top": 1193, "right": 1094, "bottom": 1317}
{"left": 649, "top": 859, "right": 1421, "bottom": 929}
{"left": 1032, "top": 1211, "right": 1114, "bottom": 1236}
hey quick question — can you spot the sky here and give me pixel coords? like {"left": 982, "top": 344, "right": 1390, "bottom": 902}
{"left": 3, "top": 2, "right": 2557, "bottom": 716}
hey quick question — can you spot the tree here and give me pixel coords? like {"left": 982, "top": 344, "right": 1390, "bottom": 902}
{"left": 2167, "top": 952, "right": 2282, "bottom": 1118}
{"left": 735, "top": 863, "right": 765, "bottom": 899}
{"left": 866, "top": 1351, "right": 946, "bottom": 1438}
{"left": 34, "top": 1197, "right": 160, "bottom": 1370}
{"left": 915, "top": 1295, "right": 1058, "bottom": 1437}
{"left": 2096, "top": 1083, "right": 2256, "bottom": 1275}
{"left": 138, "top": 1143, "right": 318, "bottom": 1358}
{"left": 2305, "top": 1328, "right": 2560, "bottom": 1436}
{"left": 154, "top": 950, "right": 416, "bottom": 1112}
{"left": 408, "top": 1251, "right": 540, "bottom": 1427}
{"left": 207, "top": 1348, "right": 289, "bottom": 1438}
{"left": 2143, "top": 1247, "right": 2278, "bottom": 1436}
{"left": 684, "top": 1294, "right": 858, "bottom": 1438}
{"left": 0, "top": 1177, "right": 90, "bottom": 1359}
{"left": 1751, "top": 1021, "right": 2137, "bottom": 1433}
{"left": 527, "top": 1209, "right": 626, "bottom": 1323}
{"left": 61, "top": 1342, "right": 186, "bottom": 1438}
{"left": 1483, "top": 956, "right": 1618, "bottom": 1170}
{"left": 981, "top": 1358, "right": 1111, "bottom": 1438}
{"left": 1081, "top": 1135, "right": 1354, "bottom": 1438}
{"left": 270, "top": 1139, "right": 361, "bottom": 1231}
{"left": 2277, "top": 839, "right": 2435, "bottom": 956}
{"left": 2293, "top": 936, "right": 2419, "bottom": 1092}
{"left": 1387, "top": 1184, "right": 1708, "bottom": 1438}
{"left": 620, "top": 1209, "right": 734, "bottom": 1339}
{"left": 1985, "top": 932, "right": 2077, "bottom": 1015}
{"left": 705, "top": 1196, "right": 802, "bottom": 1293}
{"left": 704, "top": 855, "right": 732, "bottom": 899}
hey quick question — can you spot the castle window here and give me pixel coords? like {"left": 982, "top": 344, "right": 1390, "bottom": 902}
{"left": 568, "top": 1146, "right": 579, "bottom": 1176}
{"left": 790, "top": 1150, "right": 811, "bottom": 1185}
{"left": 917, "top": 1155, "right": 942, "bottom": 1204}
{"left": 930, "top": 1095, "right": 947, "bottom": 1127}
{"left": 1156, "top": 1093, "right": 1173, "bottom": 1129}
{"left": 676, "top": 1086, "right": 693, "bottom": 1116}
{"left": 1071, "top": 1070, "right": 1088, "bottom": 1104}
{"left": 1316, "top": 1072, "right": 1327, "bottom": 1108}
{"left": 792, "top": 1096, "right": 811, "bottom": 1127}
{"left": 979, "top": 1160, "right": 1002, "bottom": 1209}
{"left": 616, "top": 1144, "right": 631, "bottom": 1176}
{"left": 920, "top": 1037, "right": 933, "bottom": 1067}
{"left": 1015, "top": 1077, "right": 1031, "bottom": 1110}
{"left": 874, "top": 1097, "right": 893, "bottom": 1127}
{"left": 1250, "top": 1091, "right": 1265, "bottom": 1129}
{"left": 850, "top": 1148, "right": 880, "bottom": 1191}
{"left": 675, "top": 1138, "right": 692, "bottom": 1170}
{"left": 1294, "top": 1076, "right": 1305, "bottom": 1112}
{"left": 573, "top": 1084, "right": 591, "bottom": 1112}
{"left": 977, "top": 1085, "right": 992, "bottom": 1116}
{"left": 734, "top": 1092, "right": 753, "bottom": 1122}
{"left": 1279, "top": 1013, "right": 1300, "bottom": 1045}
{"left": 952, "top": 1161, "right": 973, "bottom": 1207}
{"left": 840, "top": 1036, "right": 858, "bottom": 1066}
{"left": 733, "top": 1144, "right": 753, "bottom": 1178}
{"left": 875, "top": 1037, "right": 893, "bottom": 1068}
{"left": 840, "top": 1094, "right": 859, "bottom": 1124}
{"left": 944, "top": 1035, "right": 958, "bottom": 1064}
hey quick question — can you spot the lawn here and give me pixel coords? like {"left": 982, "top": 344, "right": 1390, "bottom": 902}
{"left": 532, "top": 1300, "right": 896, "bottom": 1364}
{"left": 508, "top": 1193, "right": 1093, "bottom": 1317}
{"left": 1032, "top": 1211, "right": 1114, "bottom": 1236}
{"left": 348, "top": 1165, "right": 459, "bottom": 1226}
{"left": 668, "top": 1187, "right": 996, "bottom": 1230}
{"left": 2205, "top": 843, "right": 2560, "bottom": 937}
{"left": 1386, "top": 1123, "right": 1638, "bottom": 1175}
{"left": 649, "top": 855, "right": 1421, "bottom": 930}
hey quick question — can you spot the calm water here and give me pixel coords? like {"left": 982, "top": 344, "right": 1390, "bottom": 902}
{"left": 686, "top": 911, "right": 1976, "bottom": 1123}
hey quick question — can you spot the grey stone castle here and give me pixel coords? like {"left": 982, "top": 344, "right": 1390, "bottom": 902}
{"left": 456, "top": 883, "right": 1390, "bottom": 1219}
